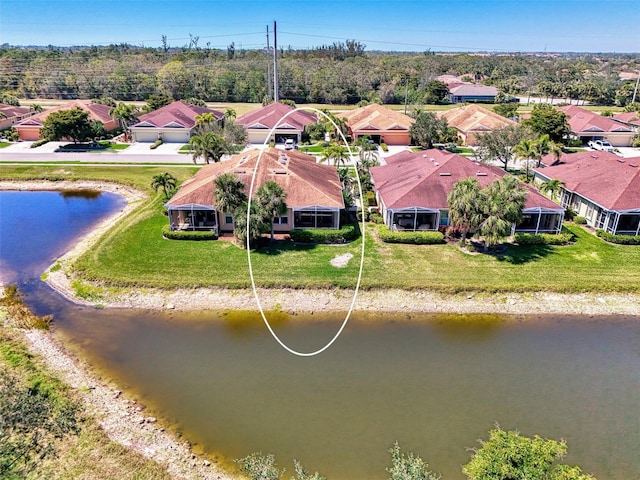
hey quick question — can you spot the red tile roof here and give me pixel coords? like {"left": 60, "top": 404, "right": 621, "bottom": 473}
{"left": 535, "top": 151, "right": 640, "bottom": 211}
{"left": 16, "top": 100, "right": 115, "bottom": 126}
{"left": 372, "top": 149, "right": 560, "bottom": 211}
{"left": 134, "top": 101, "right": 223, "bottom": 129}
{"left": 0, "top": 104, "right": 34, "bottom": 118}
{"left": 448, "top": 84, "right": 498, "bottom": 97}
{"left": 612, "top": 111, "right": 640, "bottom": 127}
{"left": 166, "top": 147, "right": 344, "bottom": 210}
{"left": 559, "top": 105, "right": 633, "bottom": 134}
{"left": 340, "top": 103, "right": 414, "bottom": 132}
{"left": 235, "top": 103, "right": 317, "bottom": 130}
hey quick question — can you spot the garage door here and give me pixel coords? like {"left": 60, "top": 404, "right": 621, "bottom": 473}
{"left": 162, "top": 130, "right": 190, "bottom": 143}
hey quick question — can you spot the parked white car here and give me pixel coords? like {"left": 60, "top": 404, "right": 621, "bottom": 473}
{"left": 588, "top": 139, "right": 615, "bottom": 152}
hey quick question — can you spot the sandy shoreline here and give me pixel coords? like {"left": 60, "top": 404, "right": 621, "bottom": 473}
{"left": 2, "top": 179, "right": 637, "bottom": 317}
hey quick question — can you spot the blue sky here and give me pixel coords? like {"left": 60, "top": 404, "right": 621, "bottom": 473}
{"left": 1, "top": 0, "right": 639, "bottom": 53}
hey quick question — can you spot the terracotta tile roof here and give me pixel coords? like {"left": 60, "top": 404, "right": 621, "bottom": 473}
{"left": 371, "top": 149, "right": 560, "bottom": 211}
{"left": 133, "top": 101, "right": 223, "bottom": 129}
{"left": 166, "top": 147, "right": 344, "bottom": 210}
{"left": 340, "top": 103, "right": 414, "bottom": 133}
{"left": 16, "top": 100, "right": 114, "bottom": 126}
{"left": 448, "top": 84, "right": 498, "bottom": 97}
{"left": 535, "top": 151, "right": 640, "bottom": 211}
{"left": 436, "top": 104, "right": 515, "bottom": 133}
{"left": 235, "top": 103, "right": 317, "bottom": 130}
{"left": 559, "top": 105, "right": 633, "bottom": 134}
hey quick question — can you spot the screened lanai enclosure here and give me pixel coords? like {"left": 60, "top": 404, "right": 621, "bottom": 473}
{"left": 515, "top": 207, "right": 565, "bottom": 234}
{"left": 167, "top": 204, "right": 218, "bottom": 233}
{"left": 388, "top": 208, "right": 440, "bottom": 231}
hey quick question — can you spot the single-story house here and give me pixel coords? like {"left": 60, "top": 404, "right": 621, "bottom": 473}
{"left": 234, "top": 102, "right": 317, "bottom": 145}
{"left": 340, "top": 103, "right": 414, "bottom": 146}
{"left": 612, "top": 111, "right": 640, "bottom": 133}
{"left": 447, "top": 84, "right": 498, "bottom": 104}
{"left": 14, "top": 100, "right": 118, "bottom": 141}
{"left": 436, "top": 104, "right": 516, "bottom": 146}
{"left": 559, "top": 105, "right": 635, "bottom": 147}
{"left": 370, "top": 149, "right": 564, "bottom": 234}
{"left": 165, "top": 147, "right": 344, "bottom": 234}
{"left": 533, "top": 150, "right": 640, "bottom": 236}
{"left": 0, "top": 104, "right": 38, "bottom": 131}
{"left": 129, "top": 101, "right": 224, "bottom": 143}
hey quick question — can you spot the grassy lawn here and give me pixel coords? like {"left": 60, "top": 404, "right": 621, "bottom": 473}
{"left": 99, "top": 141, "right": 130, "bottom": 151}
{"left": 0, "top": 141, "right": 11, "bottom": 148}
{"left": 2, "top": 165, "right": 640, "bottom": 294}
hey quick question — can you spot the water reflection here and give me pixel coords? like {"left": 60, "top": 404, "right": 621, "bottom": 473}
{"left": 1, "top": 191, "right": 638, "bottom": 480}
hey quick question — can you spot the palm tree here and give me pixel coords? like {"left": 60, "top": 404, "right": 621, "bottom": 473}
{"left": 150, "top": 172, "right": 177, "bottom": 199}
{"left": 233, "top": 201, "right": 268, "bottom": 249}
{"left": 109, "top": 102, "right": 139, "bottom": 137}
{"left": 356, "top": 135, "right": 378, "bottom": 163}
{"left": 224, "top": 107, "right": 237, "bottom": 122}
{"left": 477, "top": 176, "right": 527, "bottom": 251}
{"left": 513, "top": 138, "right": 537, "bottom": 181}
{"left": 189, "top": 132, "right": 230, "bottom": 164}
{"left": 447, "top": 177, "right": 483, "bottom": 242}
{"left": 540, "top": 178, "right": 565, "bottom": 201}
{"left": 547, "top": 141, "right": 563, "bottom": 166}
{"left": 320, "top": 143, "right": 349, "bottom": 167}
{"left": 194, "top": 112, "right": 218, "bottom": 134}
{"left": 256, "top": 180, "right": 288, "bottom": 241}
{"left": 213, "top": 172, "right": 247, "bottom": 218}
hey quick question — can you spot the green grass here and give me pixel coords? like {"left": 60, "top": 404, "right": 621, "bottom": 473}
{"left": 0, "top": 141, "right": 11, "bottom": 148}
{"left": 99, "top": 141, "right": 130, "bottom": 151}
{"left": 2, "top": 165, "right": 640, "bottom": 294}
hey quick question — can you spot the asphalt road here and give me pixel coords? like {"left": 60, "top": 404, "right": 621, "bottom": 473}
{"left": 0, "top": 151, "right": 192, "bottom": 164}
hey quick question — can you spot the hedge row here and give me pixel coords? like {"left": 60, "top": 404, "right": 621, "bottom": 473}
{"left": 596, "top": 229, "right": 640, "bottom": 245}
{"left": 376, "top": 225, "right": 445, "bottom": 244}
{"left": 514, "top": 231, "right": 574, "bottom": 245}
{"left": 162, "top": 225, "right": 217, "bottom": 241}
{"left": 289, "top": 223, "right": 360, "bottom": 243}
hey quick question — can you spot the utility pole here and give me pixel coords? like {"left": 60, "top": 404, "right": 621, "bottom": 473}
{"left": 632, "top": 69, "right": 640, "bottom": 104}
{"left": 266, "top": 25, "right": 272, "bottom": 103}
{"left": 273, "top": 21, "right": 279, "bottom": 102}
{"left": 404, "top": 74, "right": 409, "bottom": 115}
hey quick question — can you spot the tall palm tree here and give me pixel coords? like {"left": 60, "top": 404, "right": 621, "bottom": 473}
{"left": 513, "top": 138, "right": 537, "bottom": 181}
{"left": 109, "top": 102, "right": 139, "bottom": 136}
{"left": 213, "top": 172, "right": 247, "bottom": 218}
{"left": 256, "top": 180, "right": 288, "bottom": 241}
{"left": 320, "top": 143, "right": 349, "bottom": 167}
{"left": 150, "top": 172, "right": 177, "bottom": 199}
{"left": 189, "top": 131, "right": 229, "bottom": 164}
{"left": 447, "top": 177, "right": 483, "bottom": 242}
{"left": 477, "top": 176, "right": 527, "bottom": 250}
{"left": 233, "top": 201, "right": 268, "bottom": 249}
{"left": 224, "top": 107, "right": 237, "bottom": 122}
{"left": 356, "top": 135, "right": 378, "bottom": 163}
{"left": 194, "top": 112, "right": 218, "bottom": 134}
{"left": 540, "top": 178, "right": 565, "bottom": 201}
{"left": 547, "top": 141, "right": 564, "bottom": 166}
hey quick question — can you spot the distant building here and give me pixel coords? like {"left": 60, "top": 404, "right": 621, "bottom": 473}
{"left": 447, "top": 84, "right": 498, "bottom": 104}
{"left": 130, "top": 101, "right": 224, "bottom": 143}
{"left": 0, "top": 104, "right": 37, "bottom": 131}
{"left": 340, "top": 103, "right": 414, "bottom": 145}
{"left": 436, "top": 104, "right": 516, "bottom": 145}
{"left": 235, "top": 103, "right": 317, "bottom": 145}
{"left": 559, "top": 105, "right": 635, "bottom": 147}
{"left": 14, "top": 100, "right": 118, "bottom": 141}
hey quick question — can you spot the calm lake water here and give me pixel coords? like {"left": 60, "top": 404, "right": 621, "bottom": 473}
{"left": 1, "top": 191, "right": 639, "bottom": 479}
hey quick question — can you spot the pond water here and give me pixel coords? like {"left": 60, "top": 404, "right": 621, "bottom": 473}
{"left": 1, "top": 191, "right": 639, "bottom": 479}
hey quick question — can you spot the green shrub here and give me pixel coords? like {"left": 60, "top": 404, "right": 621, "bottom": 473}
{"left": 356, "top": 207, "right": 370, "bottom": 222}
{"left": 376, "top": 225, "right": 445, "bottom": 244}
{"left": 596, "top": 229, "right": 640, "bottom": 245}
{"left": 365, "top": 191, "right": 376, "bottom": 207}
{"left": 573, "top": 215, "right": 587, "bottom": 224}
{"left": 369, "top": 212, "right": 384, "bottom": 224}
{"left": 31, "top": 139, "right": 49, "bottom": 148}
{"left": 632, "top": 135, "right": 640, "bottom": 148}
{"left": 150, "top": 138, "right": 163, "bottom": 150}
{"left": 566, "top": 138, "right": 583, "bottom": 147}
{"left": 162, "top": 225, "right": 217, "bottom": 240}
{"left": 289, "top": 223, "right": 360, "bottom": 244}
{"left": 514, "top": 231, "right": 574, "bottom": 245}
{"left": 380, "top": 142, "right": 388, "bottom": 152}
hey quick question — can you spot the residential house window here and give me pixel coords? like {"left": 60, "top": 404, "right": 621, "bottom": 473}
{"left": 273, "top": 215, "right": 289, "bottom": 225}
{"left": 225, "top": 213, "right": 233, "bottom": 224}
{"left": 586, "top": 203, "right": 594, "bottom": 220}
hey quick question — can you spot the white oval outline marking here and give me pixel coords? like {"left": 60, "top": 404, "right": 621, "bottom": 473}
{"left": 246, "top": 106, "right": 366, "bottom": 357}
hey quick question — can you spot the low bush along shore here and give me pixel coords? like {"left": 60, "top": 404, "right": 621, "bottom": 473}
{"left": 1, "top": 167, "right": 640, "bottom": 316}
